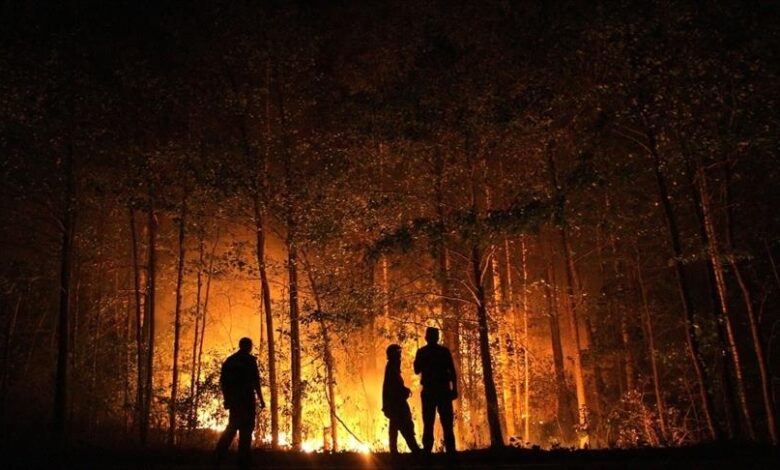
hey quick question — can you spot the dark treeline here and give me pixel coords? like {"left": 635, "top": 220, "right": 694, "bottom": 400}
{"left": 0, "top": 0, "right": 779, "bottom": 452}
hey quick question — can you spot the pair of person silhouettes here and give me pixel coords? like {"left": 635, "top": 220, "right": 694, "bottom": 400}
{"left": 382, "top": 326, "right": 458, "bottom": 454}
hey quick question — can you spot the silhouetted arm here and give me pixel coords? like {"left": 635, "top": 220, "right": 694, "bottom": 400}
{"left": 447, "top": 349, "right": 458, "bottom": 398}
{"left": 413, "top": 349, "right": 421, "bottom": 375}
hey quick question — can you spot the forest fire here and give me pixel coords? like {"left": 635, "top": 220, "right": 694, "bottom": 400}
{"left": 1, "top": 1, "right": 779, "bottom": 468}
{"left": 196, "top": 398, "right": 227, "bottom": 434}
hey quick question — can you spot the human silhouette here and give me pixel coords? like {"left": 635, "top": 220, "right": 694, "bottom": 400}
{"left": 382, "top": 344, "right": 421, "bottom": 454}
{"left": 414, "top": 327, "right": 457, "bottom": 453}
{"left": 215, "top": 337, "right": 265, "bottom": 469}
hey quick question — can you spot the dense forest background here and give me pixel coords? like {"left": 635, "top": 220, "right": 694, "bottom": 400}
{"left": 1, "top": 0, "right": 779, "bottom": 452}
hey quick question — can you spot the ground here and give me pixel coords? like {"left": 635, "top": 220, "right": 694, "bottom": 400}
{"left": 6, "top": 444, "right": 779, "bottom": 469}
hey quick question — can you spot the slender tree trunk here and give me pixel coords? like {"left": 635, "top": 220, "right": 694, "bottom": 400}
{"left": 503, "top": 238, "right": 521, "bottom": 438}
{"left": 273, "top": 58, "right": 303, "bottom": 450}
{"left": 729, "top": 255, "right": 777, "bottom": 444}
{"left": 253, "top": 195, "right": 278, "bottom": 447}
{"left": 644, "top": 123, "right": 719, "bottom": 440}
{"left": 519, "top": 236, "right": 531, "bottom": 443}
{"left": 194, "top": 229, "right": 219, "bottom": 424}
{"left": 467, "top": 143, "right": 503, "bottom": 448}
{"left": 600, "top": 208, "right": 635, "bottom": 394}
{"left": 543, "top": 240, "right": 575, "bottom": 443}
{"left": 123, "top": 275, "right": 133, "bottom": 433}
{"left": 633, "top": 244, "right": 669, "bottom": 442}
{"left": 545, "top": 143, "right": 589, "bottom": 447}
{"left": 694, "top": 163, "right": 755, "bottom": 439}
{"left": 141, "top": 197, "right": 157, "bottom": 446}
{"left": 568, "top": 242, "right": 607, "bottom": 424}
{"left": 53, "top": 146, "right": 75, "bottom": 449}
{"left": 188, "top": 223, "right": 203, "bottom": 429}
{"left": 490, "top": 247, "right": 511, "bottom": 438}
{"left": 472, "top": 240, "right": 504, "bottom": 447}
{"left": 168, "top": 197, "right": 186, "bottom": 446}
{"left": 560, "top": 226, "right": 589, "bottom": 447}
{"left": 235, "top": 74, "right": 279, "bottom": 445}
{"left": 723, "top": 166, "right": 778, "bottom": 444}
{"left": 680, "top": 148, "right": 739, "bottom": 438}
{"left": 287, "top": 234, "right": 302, "bottom": 449}
{"left": 324, "top": 329, "right": 337, "bottom": 452}
{"left": 620, "top": 312, "right": 634, "bottom": 391}
{"left": 505, "top": 239, "right": 522, "bottom": 438}
{"left": 89, "top": 272, "right": 103, "bottom": 436}
{"left": 302, "top": 258, "right": 338, "bottom": 451}
{"left": 129, "top": 207, "right": 146, "bottom": 440}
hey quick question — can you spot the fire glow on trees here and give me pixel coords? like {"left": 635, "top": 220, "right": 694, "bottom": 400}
{"left": 0, "top": 0, "right": 779, "bottom": 455}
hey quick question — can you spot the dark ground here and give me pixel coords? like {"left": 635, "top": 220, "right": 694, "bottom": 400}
{"left": 5, "top": 444, "right": 779, "bottom": 469}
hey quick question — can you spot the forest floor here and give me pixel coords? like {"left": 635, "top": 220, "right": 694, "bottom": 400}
{"left": 6, "top": 443, "right": 779, "bottom": 469}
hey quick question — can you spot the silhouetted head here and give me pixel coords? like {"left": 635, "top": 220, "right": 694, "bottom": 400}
{"left": 238, "top": 337, "right": 253, "bottom": 353}
{"left": 386, "top": 344, "right": 402, "bottom": 362}
{"left": 425, "top": 327, "right": 439, "bottom": 345}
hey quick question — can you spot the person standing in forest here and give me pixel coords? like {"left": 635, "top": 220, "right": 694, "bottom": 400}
{"left": 215, "top": 337, "right": 265, "bottom": 469}
{"left": 382, "top": 344, "right": 422, "bottom": 454}
{"left": 414, "top": 327, "right": 458, "bottom": 453}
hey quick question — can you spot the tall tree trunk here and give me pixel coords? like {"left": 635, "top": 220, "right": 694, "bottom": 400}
{"left": 141, "top": 197, "right": 157, "bottom": 446}
{"left": 168, "top": 197, "right": 186, "bottom": 446}
{"left": 123, "top": 274, "right": 133, "bottom": 434}
{"left": 129, "top": 207, "right": 146, "bottom": 440}
{"left": 273, "top": 57, "right": 303, "bottom": 450}
{"left": 644, "top": 123, "right": 719, "bottom": 440}
{"left": 257, "top": 56, "right": 280, "bottom": 448}
{"left": 504, "top": 239, "right": 521, "bottom": 438}
{"left": 472, "top": 239, "right": 504, "bottom": 448}
{"left": 467, "top": 142, "right": 503, "bottom": 448}
{"left": 545, "top": 143, "right": 589, "bottom": 447}
{"left": 194, "top": 229, "right": 219, "bottom": 424}
{"left": 503, "top": 238, "right": 521, "bottom": 438}
{"left": 611, "top": 250, "right": 636, "bottom": 395}
{"left": 302, "top": 257, "right": 338, "bottom": 451}
{"left": 679, "top": 148, "right": 739, "bottom": 438}
{"left": 519, "top": 236, "right": 531, "bottom": 443}
{"left": 729, "top": 255, "right": 777, "bottom": 444}
{"left": 89, "top": 271, "right": 103, "bottom": 437}
{"left": 723, "top": 165, "right": 778, "bottom": 444}
{"left": 599, "top": 202, "right": 635, "bottom": 395}
{"left": 53, "top": 146, "right": 75, "bottom": 449}
{"left": 694, "top": 162, "right": 755, "bottom": 439}
{"left": 287, "top": 234, "right": 302, "bottom": 450}
{"left": 633, "top": 244, "right": 669, "bottom": 442}
{"left": 560, "top": 227, "right": 589, "bottom": 447}
{"left": 253, "top": 195, "right": 278, "bottom": 447}
{"left": 490, "top": 247, "right": 511, "bottom": 438}
{"left": 234, "top": 75, "right": 278, "bottom": 445}
{"left": 543, "top": 239, "right": 575, "bottom": 443}
{"left": 188, "top": 223, "right": 204, "bottom": 429}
